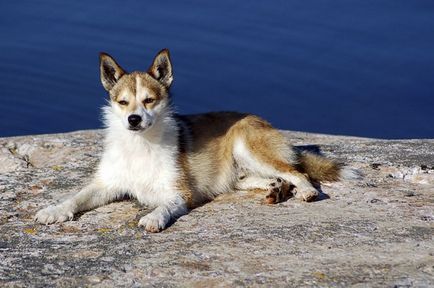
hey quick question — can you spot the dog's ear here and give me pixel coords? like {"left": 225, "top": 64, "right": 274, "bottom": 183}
{"left": 148, "top": 49, "right": 173, "bottom": 88}
{"left": 99, "top": 52, "right": 126, "bottom": 91}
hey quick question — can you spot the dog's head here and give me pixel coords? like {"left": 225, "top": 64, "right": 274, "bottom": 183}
{"left": 99, "top": 49, "right": 173, "bottom": 132}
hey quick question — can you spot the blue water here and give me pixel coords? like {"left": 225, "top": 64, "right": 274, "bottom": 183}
{"left": 1, "top": 0, "right": 433, "bottom": 139}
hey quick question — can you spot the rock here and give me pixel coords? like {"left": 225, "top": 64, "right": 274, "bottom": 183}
{"left": 0, "top": 130, "right": 433, "bottom": 287}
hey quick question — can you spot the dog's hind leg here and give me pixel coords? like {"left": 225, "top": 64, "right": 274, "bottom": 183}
{"left": 235, "top": 175, "right": 294, "bottom": 204}
{"left": 35, "top": 180, "right": 121, "bottom": 224}
{"left": 233, "top": 116, "right": 319, "bottom": 202}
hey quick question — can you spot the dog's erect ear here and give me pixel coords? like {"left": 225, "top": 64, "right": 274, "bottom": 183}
{"left": 99, "top": 52, "right": 126, "bottom": 91}
{"left": 148, "top": 49, "right": 173, "bottom": 88}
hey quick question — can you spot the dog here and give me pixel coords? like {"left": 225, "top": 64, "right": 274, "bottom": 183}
{"left": 35, "top": 49, "right": 358, "bottom": 232}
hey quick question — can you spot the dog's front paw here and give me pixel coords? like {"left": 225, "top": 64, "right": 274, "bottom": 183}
{"left": 34, "top": 205, "right": 74, "bottom": 224}
{"left": 138, "top": 210, "right": 170, "bottom": 233}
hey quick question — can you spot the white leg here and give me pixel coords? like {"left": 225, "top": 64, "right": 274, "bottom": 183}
{"left": 35, "top": 180, "right": 120, "bottom": 224}
{"left": 235, "top": 175, "right": 275, "bottom": 190}
{"left": 138, "top": 194, "right": 187, "bottom": 233}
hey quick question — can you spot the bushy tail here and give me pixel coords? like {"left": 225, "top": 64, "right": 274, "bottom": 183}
{"left": 296, "top": 152, "right": 361, "bottom": 182}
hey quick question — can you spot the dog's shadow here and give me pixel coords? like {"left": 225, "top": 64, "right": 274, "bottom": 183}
{"left": 293, "top": 144, "right": 322, "bottom": 155}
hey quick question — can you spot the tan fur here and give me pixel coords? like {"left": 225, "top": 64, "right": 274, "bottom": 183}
{"left": 297, "top": 152, "right": 342, "bottom": 182}
{"left": 176, "top": 112, "right": 248, "bottom": 207}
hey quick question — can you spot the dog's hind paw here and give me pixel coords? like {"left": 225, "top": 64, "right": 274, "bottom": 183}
{"left": 34, "top": 205, "right": 74, "bottom": 224}
{"left": 264, "top": 177, "right": 293, "bottom": 204}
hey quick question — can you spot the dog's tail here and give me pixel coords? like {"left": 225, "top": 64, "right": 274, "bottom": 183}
{"left": 296, "top": 152, "right": 362, "bottom": 182}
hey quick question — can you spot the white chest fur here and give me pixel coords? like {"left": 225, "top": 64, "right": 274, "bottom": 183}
{"left": 96, "top": 126, "right": 180, "bottom": 207}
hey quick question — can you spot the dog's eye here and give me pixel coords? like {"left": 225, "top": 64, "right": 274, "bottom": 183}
{"left": 143, "top": 98, "right": 155, "bottom": 104}
{"left": 118, "top": 100, "right": 128, "bottom": 106}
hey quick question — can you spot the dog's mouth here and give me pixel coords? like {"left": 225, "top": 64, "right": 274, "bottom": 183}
{"left": 126, "top": 117, "right": 154, "bottom": 132}
{"left": 128, "top": 123, "right": 153, "bottom": 132}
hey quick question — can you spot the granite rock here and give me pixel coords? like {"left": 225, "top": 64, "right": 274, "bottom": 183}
{"left": 0, "top": 130, "right": 433, "bottom": 287}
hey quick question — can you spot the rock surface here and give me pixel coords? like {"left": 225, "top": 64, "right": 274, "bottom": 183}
{"left": 0, "top": 129, "right": 433, "bottom": 287}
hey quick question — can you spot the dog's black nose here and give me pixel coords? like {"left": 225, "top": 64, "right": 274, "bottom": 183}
{"left": 128, "top": 115, "right": 142, "bottom": 127}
